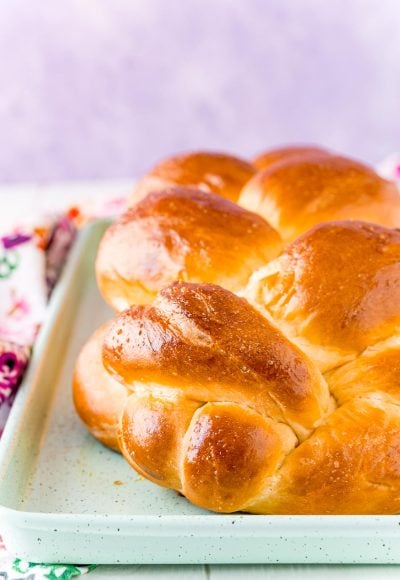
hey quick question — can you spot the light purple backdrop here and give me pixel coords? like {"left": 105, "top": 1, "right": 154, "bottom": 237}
{"left": 0, "top": 0, "right": 399, "bottom": 182}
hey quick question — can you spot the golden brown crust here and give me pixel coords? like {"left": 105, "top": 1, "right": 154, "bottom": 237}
{"left": 182, "top": 402, "right": 296, "bottom": 512}
{"left": 244, "top": 221, "right": 400, "bottom": 372}
{"left": 239, "top": 154, "right": 400, "bottom": 241}
{"left": 103, "top": 282, "right": 330, "bottom": 438}
{"left": 119, "top": 393, "right": 201, "bottom": 489}
{"left": 96, "top": 187, "right": 282, "bottom": 311}
{"left": 253, "top": 144, "right": 331, "bottom": 170}
{"left": 76, "top": 274, "right": 400, "bottom": 513}
{"left": 75, "top": 146, "right": 400, "bottom": 515}
{"left": 327, "top": 339, "right": 400, "bottom": 405}
{"left": 72, "top": 323, "right": 129, "bottom": 451}
{"left": 129, "top": 151, "right": 255, "bottom": 206}
{"left": 249, "top": 395, "right": 400, "bottom": 514}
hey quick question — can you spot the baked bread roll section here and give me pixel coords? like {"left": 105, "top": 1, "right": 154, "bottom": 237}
{"left": 103, "top": 282, "right": 331, "bottom": 438}
{"left": 96, "top": 187, "right": 282, "bottom": 311}
{"left": 128, "top": 151, "right": 255, "bottom": 207}
{"left": 326, "top": 337, "right": 400, "bottom": 404}
{"left": 239, "top": 154, "right": 400, "bottom": 242}
{"left": 244, "top": 221, "right": 400, "bottom": 372}
{"left": 104, "top": 282, "right": 331, "bottom": 512}
{"left": 249, "top": 394, "right": 400, "bottom": 514}
{"left": 73, "top": 322, "right": 129, "bottom": 451}
{"left": 101, "top": 281, "right": 400, "bottom": 514}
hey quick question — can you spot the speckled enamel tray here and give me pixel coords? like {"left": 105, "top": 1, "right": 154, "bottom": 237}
{"left": 1, "top": 220, "right": 400, "bottom": 565}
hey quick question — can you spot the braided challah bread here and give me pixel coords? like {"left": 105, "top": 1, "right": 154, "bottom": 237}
{"left": 73, "top": 144, "right": 400, "bottom": 514}
{"left": 96, "top": 187, "right": 281, "bottom": 310}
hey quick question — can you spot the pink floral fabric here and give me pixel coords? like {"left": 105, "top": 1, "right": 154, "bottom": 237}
{"left": 0, "top": 220, "right": 77, "bottom": 436}
{"left": 0, "top": 195, "right": 127, "bottom": 438}
{"left": 0, "top": 232, "right": 47, "bottom": 346}
{"left": 0, "top": 193, "right": 126, "bottom": 575}
{"left": 0, "top": 340, "right": 29, "bottom": 437}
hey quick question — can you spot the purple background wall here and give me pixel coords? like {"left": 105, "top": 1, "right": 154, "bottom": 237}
{"left": 0, "top": 0, "right": 399, "bottom": 183}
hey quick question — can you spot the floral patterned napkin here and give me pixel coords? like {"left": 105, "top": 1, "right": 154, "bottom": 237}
{"left": 0, "top": 196, "right": 126, "bottom": 436}
{"left": 0, "top": 195, "right": 126, "bottom": 579}
{"left": 0, "top": 218, "right": 76, "bottom": 437}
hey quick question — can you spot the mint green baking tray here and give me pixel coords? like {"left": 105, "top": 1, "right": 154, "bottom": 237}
{"left": 1, "top": 220, "right": 400, "bottom": 565}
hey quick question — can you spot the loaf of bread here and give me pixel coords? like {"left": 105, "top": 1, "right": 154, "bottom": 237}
{"left": 73, "top": 144, "right": 400, "bottom": 514}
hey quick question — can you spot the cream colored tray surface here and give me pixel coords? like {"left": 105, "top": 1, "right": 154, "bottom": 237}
{"left": 1, "top": 220, "right": 400, "bottom": 565}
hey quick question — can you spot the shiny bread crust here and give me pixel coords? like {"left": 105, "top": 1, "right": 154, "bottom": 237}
{"left": 129, "top": 150, "right": 255, "bottom": 206}
{"left": 239, "top": 154, "right": 400, "bottom": 241}
{"left": 96, "top": 187, "right": 282, "bottom": 310}
{"left": 73, "top": 145, "right": 400, "bottom": 514}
